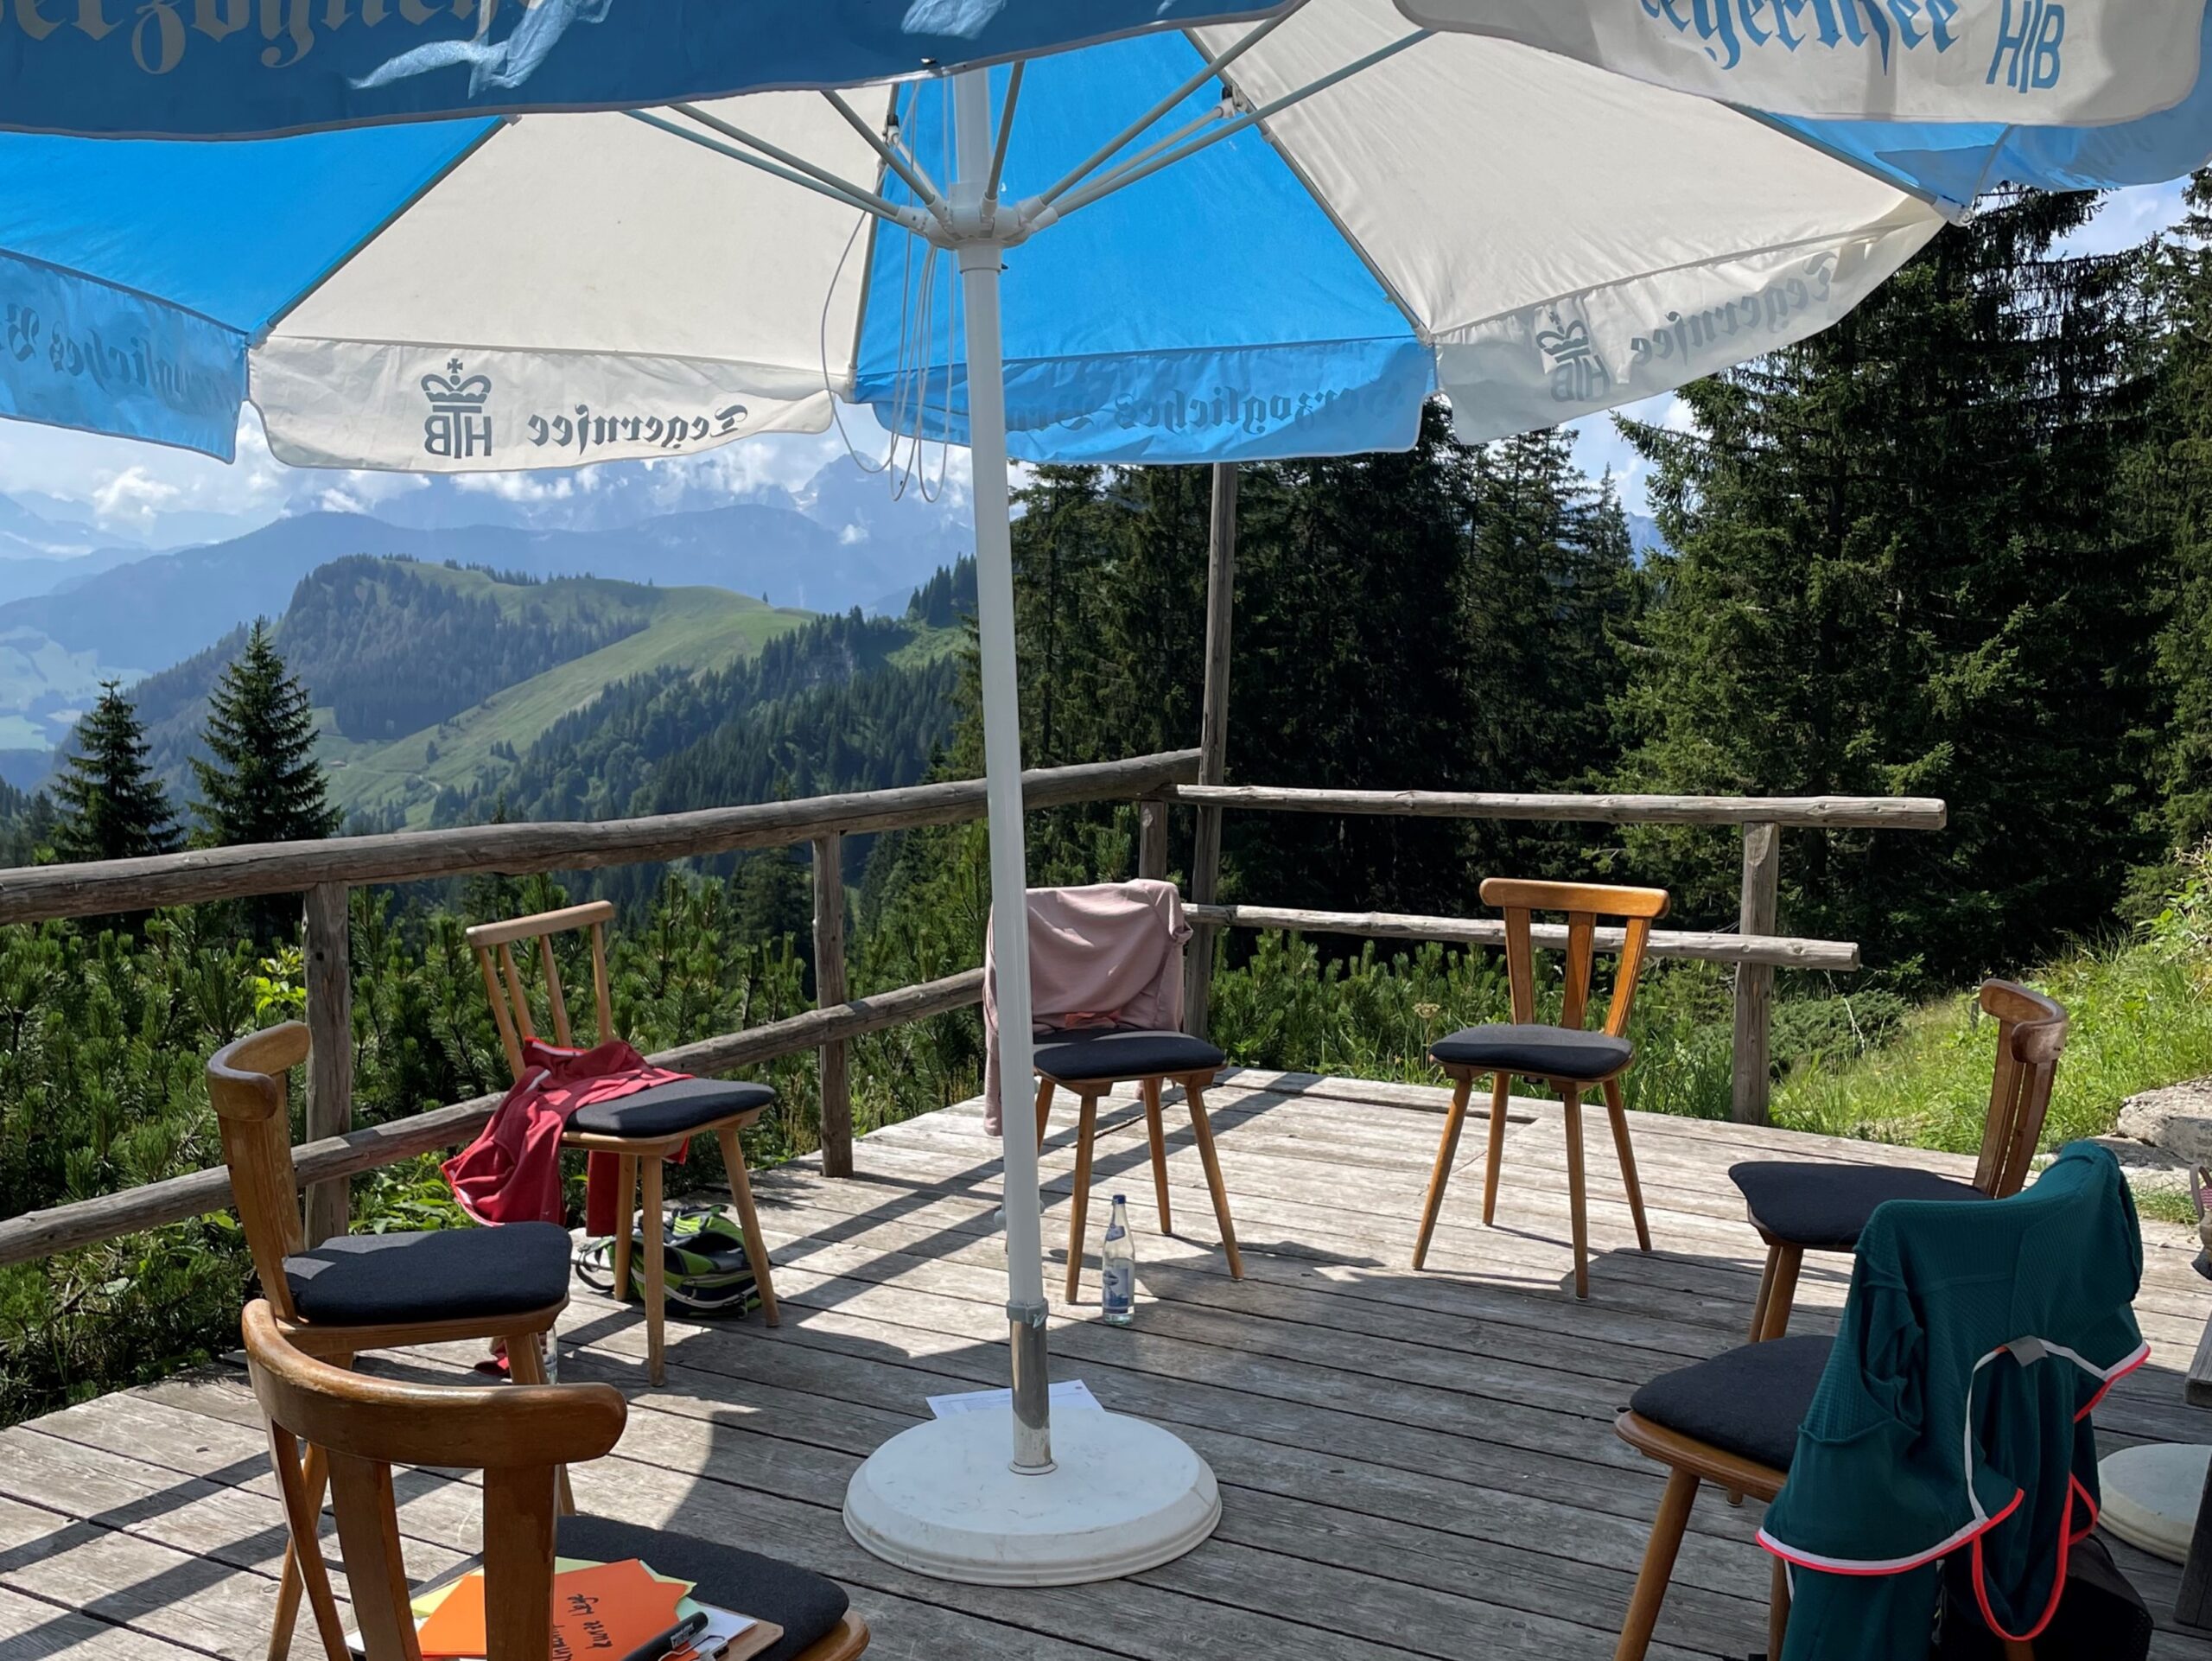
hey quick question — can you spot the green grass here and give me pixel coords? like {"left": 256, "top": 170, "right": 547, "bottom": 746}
{"left": 1772, "top": 939, "right": 2212, "bottom": 1156}
{"left": 322, "top": 584, "right": 810, "bottom": 824}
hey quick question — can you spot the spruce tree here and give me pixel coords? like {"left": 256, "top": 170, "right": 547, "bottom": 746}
{"left": 2135, "top": 169, "right": 2212, "bottom": 856}
{"left": 1619, "top": 190, "right": 2162, "bottom": 980}
{"left": 192, "top": 620, "right": 341, "bottom": 848}
{"left": 54, "top": 679, "right": 180, "bottom": 863}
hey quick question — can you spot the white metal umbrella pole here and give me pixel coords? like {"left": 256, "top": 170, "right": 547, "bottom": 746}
{"left": 949, "top": 65, "right": 1054, "bottom": 1479}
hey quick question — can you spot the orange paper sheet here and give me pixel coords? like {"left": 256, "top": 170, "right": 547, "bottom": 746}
{"left": 412, "top": 1558, "right": 690, "bottom": 1660}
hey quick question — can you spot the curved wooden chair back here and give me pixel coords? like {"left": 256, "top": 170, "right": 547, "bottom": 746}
{"left": 1478, "top": 877, "right": 1671, "bottom": 1037}
{"left": 466, "top": 901, "right": 617, "bottom": 1084}
{"left": 244, "top": 1299, "right": 624, "bottom": 1661}
{"left": 1973, "top": 979, "right": 2069, "bottom": 1200}
{"left": 209, "top": 1023, "right": 315, "bottom": 1323}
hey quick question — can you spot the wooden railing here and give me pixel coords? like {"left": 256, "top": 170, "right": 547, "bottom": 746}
{"left": 1164, "top": 785, "right": 1948, "bottom": 1123}
{"left": 0, "top": 754, "right": 1944, "bottom": 1266}
{"left": 0, "top": 750, "right": 1198, "bottom": 1266}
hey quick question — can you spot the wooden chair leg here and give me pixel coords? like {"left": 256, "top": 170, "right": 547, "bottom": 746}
{"left": 1770, "top": 1551, "right": 1791, "bottom": 1660}
{"left": 1415, "top": 1072, "right": 1474, "bottom": 1271}
{"left": 1758, "top": 1244, "right": 1804, "bottom": 1343}
{"left": 640, "top": 1155, "right": 667, "bottom": 1386}
{"left": 1184, "top": 1079, "right": 1243, "bottom": 1280}
{"left": 505, "top": 1331, "right": 575, "bottom": 1514}
{"left": 1141, "top": 1077, "right": 1173, "bottom": 1238}
{"left": 1746, "top": 1243, "right": 1779, "bottom": 1346}
{"left": 609, "top": 1153, "right": 639, "bottom": 1302}
{"left": 1614, "top": 1467, "right": 1700, "bottom": 1661}
{"left": 1065, "top": 1091, "right": 1099, "bottom": 1304}
{"left": 1602, "top": 1078, "right": 1651, "bottom": 1252}
{"left": 1033, "top": 1077, "right": 1055, "bottom": 1152}
{"left": 716, "top": 1125, "right": 781, "bottom": 1327}
{"left": 1480, "top": 1072, "right": 1511, "bottom": 1226}
{"left": 267, "top": 1437, "right": 333, "bottom": 1661}
{"left": 1562, "top": 1088, "right": 1591, "bottom": 1301}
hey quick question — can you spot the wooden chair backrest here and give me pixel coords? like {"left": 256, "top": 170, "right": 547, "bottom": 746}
{"left": 242, "top": 1298, "right": 626, "bottom": 1661}
{"left": 1478, "top": 878, "right": 1672, "bottom": 1039}
{"left": 465, "top": 901, "right": 618, "bottom": 1085}
{"left": 208, "top": 1022, "right": 315, "bottom": 1323}
{"left": 1973, "top": 979, "right": 2069, "bottom": 1199}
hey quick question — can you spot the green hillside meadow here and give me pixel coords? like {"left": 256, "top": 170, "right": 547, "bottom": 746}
{"left": 317, "top": 576, "right": 810, "bottom": 824}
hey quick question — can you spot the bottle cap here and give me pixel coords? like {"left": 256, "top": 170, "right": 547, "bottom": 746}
{"left": 1112, "top": 1194, "right": 1126, "bottom": 1204}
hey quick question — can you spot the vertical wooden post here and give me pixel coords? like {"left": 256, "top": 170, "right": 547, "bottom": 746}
{"left": 1137, "top": 796, "right": 1169, "bottom": 882}
{"left": 1732, "top": 822, "right": 1781, "bottom": 1125}
{"left": 1184, "top": 463, "right": 1238, "bottom": 1040}
{"left": 812, "top": 832, "right": 853, "bottom": 1177}
{"left": 302, "top": 882, "right": 353, "bottom": 1244}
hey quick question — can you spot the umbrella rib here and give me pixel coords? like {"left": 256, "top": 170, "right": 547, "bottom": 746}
{"left": 1033, "top": 29, "right": 1429, "bottom": 228}
{"left": 1025, "top": 0, "right": 1309, "bottom": 216}
{"left": 671, "top": 102, "right": 929, "bottom": 226}
{"left": 984, "top": 60, "right": 1024, "bottom": 213}
{"left": 625, "top": 109, "right": 927, "bottom": 232}
{"left": 823, "top": 88, "right": 949, "bottom": 217}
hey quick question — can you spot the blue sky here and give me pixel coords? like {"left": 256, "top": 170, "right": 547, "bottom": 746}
{"left": 0, "top": 182, "right": 2189, "bottom": 548}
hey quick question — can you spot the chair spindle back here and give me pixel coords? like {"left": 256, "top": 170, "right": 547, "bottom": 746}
{"left": 208, "top": 1022, "right": 315, "bottom": 1321}
{"left": 1972, "top": 978, "right": 2069, "bottom": 1199}
{"left": 1478, "top": 878, "right": 1671, "bottom": 1038}
{"left": 243, "top": 1298, "right": 626, "bottom": 1661}
{"left": 465, "top": 901, "right": 618, "bottom": 1084}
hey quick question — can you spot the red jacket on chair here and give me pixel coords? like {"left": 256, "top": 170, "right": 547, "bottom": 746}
{"left": 442, "top": 1039, "right": 687, "bottom": 1235}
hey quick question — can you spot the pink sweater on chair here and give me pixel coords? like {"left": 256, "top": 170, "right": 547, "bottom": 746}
{"left": 981, "top": 879, "right": 1192, "bottom": 1134}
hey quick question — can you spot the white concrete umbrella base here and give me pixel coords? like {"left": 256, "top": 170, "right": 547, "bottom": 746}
{"left": 842, "top": 1408, "right": 1221, "bottom": 1586}
{"left": 2097, "top": 1442, "right": 2212, "bottom": 1563}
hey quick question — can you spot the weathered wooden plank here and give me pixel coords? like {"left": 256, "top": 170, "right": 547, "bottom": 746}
{"left": 811, "top": 832, "right": 853, "bottom": 1179}
{"left": 0, "top": 1583, "right": 194, "bottom": 1658}
{"left": 1171, "top": 784, "right": 1947, "bottom": 830}
{"left": 0, "top": 751, "right": 1200, "bottom": 925}
{"left": 1732, "top": 824, "right": 1780, "bottom": 1126}
{"left": 1185, "top": 903, "right": 1859, "bottom": 971}
{"left": 302, "top": 881, "right": 353, "bottom": 1246}
{"left": 0, "top": 968, "right": 982, "bottom": 1267}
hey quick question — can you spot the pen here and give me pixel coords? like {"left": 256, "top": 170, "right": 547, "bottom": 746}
{"left": 616, "top": 1609, "right": 711, "bottom": 1661}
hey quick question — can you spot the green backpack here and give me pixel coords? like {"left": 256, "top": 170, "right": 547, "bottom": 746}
{"left": 575, "top": 1205, "right": 761, "bottom": 1315}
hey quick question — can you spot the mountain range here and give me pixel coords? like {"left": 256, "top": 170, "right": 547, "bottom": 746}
{"left": 0, "top": 455, "right": 976, "bottom": 770}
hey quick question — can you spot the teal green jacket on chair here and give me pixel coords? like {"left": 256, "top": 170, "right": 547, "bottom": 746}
{"left": 1760, "top": 1142, "right": 2146, "bottom": 1659}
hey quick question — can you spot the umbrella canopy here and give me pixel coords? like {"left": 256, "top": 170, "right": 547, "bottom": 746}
{"left": 0, "top": 8, "right": 1950, "bottom": 465}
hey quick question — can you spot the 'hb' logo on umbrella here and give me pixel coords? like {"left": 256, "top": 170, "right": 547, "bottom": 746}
{"left": 1537, "top": 310, "right": 1610, "bottom": 404}
{"left": 422, "top": 357, "right": 493, "bottom": 460}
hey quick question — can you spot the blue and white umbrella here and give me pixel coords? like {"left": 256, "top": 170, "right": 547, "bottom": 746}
{"left": 10, "top": 0, "right": 2212, "bottom": 1594}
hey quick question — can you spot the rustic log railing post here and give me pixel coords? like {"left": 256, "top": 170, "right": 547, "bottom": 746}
{"left": 302, "top": 881, "right": 354, "bottom": 1244}
{"left": 1137, "top": 796, "right": 1169, "bottom": 882}
{"left": 1184, "top": 462, "right": 1238, "bottom": 1041}
{"left": 1732, "top": 822, "right": 1782, "bottom": 1124}
{"left": 812, "top": 833, "right": 853, "bottom": 1178}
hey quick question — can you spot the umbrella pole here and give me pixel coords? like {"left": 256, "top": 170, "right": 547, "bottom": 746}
{"left": 950, "top": 67, "right": 1053, "bottom": 1480}
{"left": 841, "top": 67, "right": 1220, "bottom": 1584}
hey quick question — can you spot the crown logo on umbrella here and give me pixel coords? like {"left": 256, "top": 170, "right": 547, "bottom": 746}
{"left": 421, "top": 358, "right": 492, "bottom": 410}
{"left": 1535, "top": 314, "right": 1594, "bottom": 364}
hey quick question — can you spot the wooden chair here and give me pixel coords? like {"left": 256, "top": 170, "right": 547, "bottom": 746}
{"left": 240, "top": 1298, "right": 870, "bottom": 1661}
{"left": 1609, "top": 1333, "right": 1827, "bottom": 1661}
{"left": 467, "top": 901, "right": 781, "bottom": 1387}
{"left": 1035, "top": 1029, "right": 1244, "bottom": 1304}
{"left": 1414, "top": 877, "right": 1668, "bottom": 1300}
{"left": 210, "top": 1023, "right": 575, "bottom": 1661}
{"left": 1733, "top": 980, "right": 2068, "bottom": 1344}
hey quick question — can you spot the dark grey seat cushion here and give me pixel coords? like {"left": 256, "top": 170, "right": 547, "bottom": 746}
{"left": 1627, "top": 1334, "right": 1833, "bottom": 1472}
{"left": 568, "top": 1077, "right": 776, "bottom": 1139}
{"left": 556, "top": 1514, "right": 849, "bottom": 1661}
{"left": 283, "top": 1221, "right": 572, "bottom": 1327}
{"left": 1430, "top": 1023, "right": 1632, "bottom": 1081}
{"left": 1033, "top": 1028, "right": 1225, "bottom": 1083}
{"left": 1731, "top": 1160, "right": 1988, "bottom": 1251}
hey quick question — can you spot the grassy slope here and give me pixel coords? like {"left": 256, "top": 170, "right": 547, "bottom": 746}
{"left": 1772, "top": 939, "right": 2212, "bottom": 1211}
{"left": 322, "top": 582, "right": 810, "bottom": 823}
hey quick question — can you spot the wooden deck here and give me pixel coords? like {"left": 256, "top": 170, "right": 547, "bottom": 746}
{"left": 7, "top": 1071, "right": 2212, "bottom": 1660}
